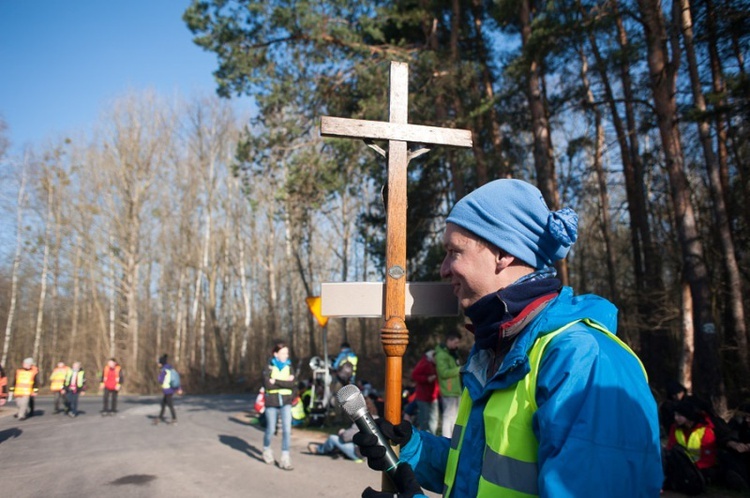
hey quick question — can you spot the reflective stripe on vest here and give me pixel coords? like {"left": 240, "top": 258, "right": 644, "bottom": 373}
{"left": 49, "top": 367, "right": 69, "bottom": 391}
{"left": 443, "top": 319, "right": 647, "bottom": 497}
{"left": 675, "top": 427, "right": 706, "bottom": 463}
{"left": 161, "top": 369, "right": 171, "bottom": 389}
{"left": 291, "top": 396, "right": 306, "bottom": 420}
{"left": 268, "top": 365, "right": 293, "bottom": 396}
{"left": 14, "top": 369, "right": 35, "bottom": 396}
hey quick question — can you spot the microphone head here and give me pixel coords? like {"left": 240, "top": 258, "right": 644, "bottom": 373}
{"left": 336, "top": 384, "right": 367, "bottom": 417}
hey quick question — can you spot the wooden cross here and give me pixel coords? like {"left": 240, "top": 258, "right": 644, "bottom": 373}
{"left": 320, "top": 61, "right": 472, "bottom": 428}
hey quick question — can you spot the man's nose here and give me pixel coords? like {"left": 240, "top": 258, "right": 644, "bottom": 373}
{"left": 439, "top": 257, "right": 450, "bottom": 279}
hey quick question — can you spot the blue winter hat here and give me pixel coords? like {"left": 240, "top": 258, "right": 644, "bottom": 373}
{"left": 446, "top": 179, "right": 578, "bottom": 269}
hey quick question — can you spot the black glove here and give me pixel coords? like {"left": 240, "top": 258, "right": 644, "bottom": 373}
{"left": 352, "top": 418, "right": 413, "bottom": 471}
{"left": 361, "top": 463, "right": 424, "bottom": 498}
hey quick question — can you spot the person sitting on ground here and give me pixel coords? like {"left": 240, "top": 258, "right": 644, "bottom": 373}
{"left": 664, "top": 398, "right": 718, "bottom": 491}
{"left": 718, "top": 401, "right": 750, "bottom": 491}
{"left": 309, "top": 396, "right": 379, "bottom": 462}
{"left": 659, "top": 380, "right": 688, "bottom": 436}
{"left": 332, "top": 342, "right": 358, "bottom": 386}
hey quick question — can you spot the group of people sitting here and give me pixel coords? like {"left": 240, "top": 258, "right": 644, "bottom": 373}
{"left": 660, "top": 381, "right": 750, "bottom": 494}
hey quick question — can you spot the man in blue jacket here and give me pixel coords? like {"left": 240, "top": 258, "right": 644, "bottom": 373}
{"left": 355, "top": 179, "right": 663, "bottom": 498}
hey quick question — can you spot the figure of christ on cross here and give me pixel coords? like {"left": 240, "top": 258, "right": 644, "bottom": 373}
{"left": 320, "top": 61, "right": 472, "bottom": 431}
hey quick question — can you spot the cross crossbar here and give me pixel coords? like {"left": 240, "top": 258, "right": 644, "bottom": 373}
{"left": 321, "top": 117, "right": 473, "bottom": 148}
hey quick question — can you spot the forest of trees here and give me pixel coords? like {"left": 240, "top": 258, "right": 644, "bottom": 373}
{"left": 0, "top": 0, "right": 748, "bottom": 412}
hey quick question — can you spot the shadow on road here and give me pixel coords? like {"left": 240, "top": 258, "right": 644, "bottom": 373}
{"left": 218, "top": 434, "right": 264, "bottom": 462}
{"left": 227, "top": 415, "right": 266, "bottom": 434}
{"left": 0, "top": 428, "right": 22, "bottom": 444}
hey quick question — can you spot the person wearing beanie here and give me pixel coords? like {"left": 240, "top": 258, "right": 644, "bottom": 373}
{"left": 353, "top": 179, "right": 662, "bottom": 498}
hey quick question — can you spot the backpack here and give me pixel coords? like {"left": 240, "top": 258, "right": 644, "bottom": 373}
{"left": 168, "top": 368, "right": 181, "bottom": 389}
{"left": 662, "top": 445, "right": 706, "bottom": 495}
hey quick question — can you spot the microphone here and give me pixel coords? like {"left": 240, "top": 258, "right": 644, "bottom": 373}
{"left": 336, "top": 384, "right": 401, "bottom": 485}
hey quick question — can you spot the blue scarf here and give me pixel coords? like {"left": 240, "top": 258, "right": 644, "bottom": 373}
{"left": 271, "top": 357, "right": 291, "bottom": 371}
{"left": 465, "top": 272, "right": 562, "bottom": 351}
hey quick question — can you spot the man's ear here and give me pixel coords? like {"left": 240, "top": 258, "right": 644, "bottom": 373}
{"left": 495, "top": 251, "right": 515, "bottom": 273}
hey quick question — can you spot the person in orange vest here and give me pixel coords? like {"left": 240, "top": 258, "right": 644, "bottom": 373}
{"left": 49, "top": 361, "right": 70, "bottom": 414}
{"left": 10, "top": 357, "right": 38, "bottom": 420}
{"left": 62, "top": 361, "right": 86, "bottom": 418}
{"left": 100, "top": 357, "right": 123, "bottom": 416}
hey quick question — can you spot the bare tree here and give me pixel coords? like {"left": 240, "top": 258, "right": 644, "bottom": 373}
{"left": 1, "top": 163, "right": 27, "bottom": 367}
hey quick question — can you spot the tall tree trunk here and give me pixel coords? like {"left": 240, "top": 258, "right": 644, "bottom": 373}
{"left": 108, "top": 231, "right": 117, "bottom": 360}
{"left": 2, "top": 170, "right": 26, "bottom": 367}
{"left": 68, "top": 237, "right": 82, "bottom": 359}
{"left": 33, "top": 185, "right": 53, "bottom": 364}
{"left": 238, "top": 234, "right": 252, "bottom": 375}
{"left": 579, "top": 47, "right": 618, "bottom": 303}
{"left": 520, "top": 0, "right": 567, "bottom": 284}
{"left": 471, "top": 0, "right": 510, "bottom": 179}
{"left": 636, "top": 0, "right": 725, "bottom": 412}
{"left": 679, "top": 0, "right": 748, "bottom": 374}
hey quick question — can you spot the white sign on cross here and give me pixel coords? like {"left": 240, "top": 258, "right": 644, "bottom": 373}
{"left": 320, "top": 61, "right": 472, "bottom": 429}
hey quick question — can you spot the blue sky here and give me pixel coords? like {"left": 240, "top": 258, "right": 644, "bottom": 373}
{"left": 0, "top": 1, "right": 229, "bottom": 153}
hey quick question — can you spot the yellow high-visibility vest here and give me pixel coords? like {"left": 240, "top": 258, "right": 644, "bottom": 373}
{"left": 13, "top": 369, "right": 36, "bottom": 397}
{"left": 443, "top": 319, "right": 646, "bottom": 497}
{"left": 49, "top": 366, "right": 70, "bottom": 392}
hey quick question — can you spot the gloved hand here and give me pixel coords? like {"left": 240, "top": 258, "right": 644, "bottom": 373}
{"left": 352, "top": 418, "right": 413, "bottom": 471}
{"left": 361, "top": 463, "right": 424, "bottom": 498}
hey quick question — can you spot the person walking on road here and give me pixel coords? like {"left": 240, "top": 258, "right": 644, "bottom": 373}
{"left": 100, "top": 358, "right": 123, "bottom": 416}
{"left": 155, "top": 354, "right": 180, "bottom": 425}
{"left": 10, "top": 358, "right": 38, "bottom": 420}
{"left": 262, "top": 341, "right": 296, "bottom": 470}
{"left": 62, "top": 362, "right": 86, "bottom": 418}
{"left": 49, "top": 361, "right": 70, "bottom": 414}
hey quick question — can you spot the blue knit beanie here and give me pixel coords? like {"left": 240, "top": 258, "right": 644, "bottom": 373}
{"left": 446, "top": 179, "right": 578, "bottom": 269}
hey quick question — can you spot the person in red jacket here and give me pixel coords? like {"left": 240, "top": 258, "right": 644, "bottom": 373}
{"left": 410, "top": 350, "right": 440, "bottom": 434}
{"left": 667, "top": 399, "right": 718, "bottom": 483}
{"left": 100, "top": 358, "right": 124, "bottom": 416}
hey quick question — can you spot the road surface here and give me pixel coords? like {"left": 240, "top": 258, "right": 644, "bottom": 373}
{"left": 0, "top": 394, "right": 438, "bottom": 498}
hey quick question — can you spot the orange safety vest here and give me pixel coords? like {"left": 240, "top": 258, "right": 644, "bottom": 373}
{"left": 14, "top": 369, "right": 36, "bottom": 396}
{"left": 102, "top": 364, "right": 122, "bottom": 390}
{"left": 0, "top": 374, "right": 7, "bottom": 398}
{"left": 49, "top": 366, "right": 69, "bottom": 392}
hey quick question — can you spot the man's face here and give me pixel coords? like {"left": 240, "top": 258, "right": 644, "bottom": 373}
{"left": 440, "top": 224, "right": 502, "bottom": 309}
{"left": 108, "top": 360, "right": 116, "bottom": 368}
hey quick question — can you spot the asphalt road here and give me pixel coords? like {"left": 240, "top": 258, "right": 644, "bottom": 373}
{"left": 0, "top": 394, "right": 437, "bottom": 498}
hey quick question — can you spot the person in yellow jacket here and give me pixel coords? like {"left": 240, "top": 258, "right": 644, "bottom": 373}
{"left": 49, "top": 361, "right": 70, "bottom": 414}
{"left": 11, "top": 357, "right": 38, "bottom": 420}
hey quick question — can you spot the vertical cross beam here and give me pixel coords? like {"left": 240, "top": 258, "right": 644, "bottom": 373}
{"left": 320, "top": 61, "right": 472, "bottom": 428}
{"left": 381, "top": 62, "right": 409, "bottom": 425}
